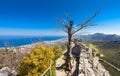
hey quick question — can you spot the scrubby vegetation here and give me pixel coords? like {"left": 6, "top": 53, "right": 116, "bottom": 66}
{"left": 54, "top": 46, "right": 63, "bottom": 60}
{"left": 92, "top": 41, "right": 120, "bottom": 68}
{"left": 0, "top": 48, "right": 25, "bottom": 70}
{"left": 87, "top": 43, "right": 101, "bottom": 55}
{"left": 88, "top": 41, "right": 120, "bottom": 76}
{"left": 18, "top": 45, "right": 63, "bottom": 76}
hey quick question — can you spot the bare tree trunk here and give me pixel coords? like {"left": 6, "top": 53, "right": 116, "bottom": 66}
{"left": 65, "top": 20, "right": 73, "bottom": 76}
{"left": 65, "top": 34, "right": 72, "bottom": 76}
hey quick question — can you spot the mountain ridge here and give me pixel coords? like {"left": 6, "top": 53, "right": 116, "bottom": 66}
{"left": 75, "top": 33, "right": 120, "bottom": 42}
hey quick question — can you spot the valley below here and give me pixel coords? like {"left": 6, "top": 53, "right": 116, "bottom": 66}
{"left": 89, "top": 41, "right": 120, "bottom": 76}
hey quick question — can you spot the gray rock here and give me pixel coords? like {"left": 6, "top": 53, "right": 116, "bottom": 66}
{"left": 71, "top": 42, "right": 111, "bottom": 76}
{"left": 103, "top": 71, "right": 111, "bottom": 76}
{"left": 0, "top": 67, "right": 17, "bottom": 76}
{"left": 0, "top": 67, "right": 10, "bottom": 76}
{"left": 11, "top": 70, "right": 17, "bottom": 76}
{"left": 93, "top": 57, "right": 99, "bottom": 68}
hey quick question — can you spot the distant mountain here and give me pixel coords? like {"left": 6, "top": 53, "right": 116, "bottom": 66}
{"left": 75, "top": 33, "right": 120, "bottom": 42}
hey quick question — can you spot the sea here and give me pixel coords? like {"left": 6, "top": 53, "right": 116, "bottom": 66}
{"left": 0, "top": 36, "right": 66, "bottom": 47}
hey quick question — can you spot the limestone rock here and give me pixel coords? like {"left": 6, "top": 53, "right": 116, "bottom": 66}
{"left": 55, "top": 39, "right": 111, "bottom": 76}
{"left": 0, "top": 67, "right": 10, "bottom": 76}
{"left": 71, "top": 41, "right": 111, "bottom": 76}
{"left": 0, "top": 67, "right": 17, "bottom": 76}
{"left": 93, "top": 57, "right": 99, "bottom": 68}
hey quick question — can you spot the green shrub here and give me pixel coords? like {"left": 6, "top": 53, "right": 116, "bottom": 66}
{"left": 54, "top": 46, "right": 63, "bottom": 60}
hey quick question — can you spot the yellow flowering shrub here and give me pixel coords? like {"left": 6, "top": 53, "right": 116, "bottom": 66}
{"left": 18, "top": 45, "right": 54, "bottom": 76}
{"left": 18, "top": 45, "right": 63, "bottom": 76}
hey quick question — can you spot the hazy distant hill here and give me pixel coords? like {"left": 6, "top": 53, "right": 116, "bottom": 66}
{"left": 75, "top": 33, "right": 120, "bottom": 42}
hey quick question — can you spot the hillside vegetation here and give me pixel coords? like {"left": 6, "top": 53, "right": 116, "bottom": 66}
{"left": 88, "top": 41, "right": 120, "bottom": 76}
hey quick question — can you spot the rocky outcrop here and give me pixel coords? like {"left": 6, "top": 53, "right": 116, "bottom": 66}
{"left": 78, "top": 52, "right": 110, "bottom": 76}
{"left": 71, "top": 40, "right": 111, "bottom": 76}
{"left": 56, "top": 39, "right": 111, "bottom": 76}
{"left": 0, "top": 67, "right": 17, "bottom": 76}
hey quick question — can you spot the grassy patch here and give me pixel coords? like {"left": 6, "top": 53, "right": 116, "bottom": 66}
{"left": 87, "top": 43, "right": 103, "bottom": 56}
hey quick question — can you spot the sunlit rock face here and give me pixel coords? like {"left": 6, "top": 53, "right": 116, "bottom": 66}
{"left": 70, "top": 39, "right": 111, "bottom": 76}
{"left": 56, "top": 39, "right": 111, "bottom": 76}
{"left": 0, "top": 67, "right": 17, "bottom": 76}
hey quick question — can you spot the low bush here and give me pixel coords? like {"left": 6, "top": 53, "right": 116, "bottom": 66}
{"left": 18, "top": 45, "right": 63, "bottom": 76}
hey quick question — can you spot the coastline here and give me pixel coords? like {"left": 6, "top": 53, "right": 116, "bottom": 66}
{"left": 0, "top": 38, "right": 67, "bottom": 54}
{"left": 0, "top": 36, "right": 67, "bottom": 48}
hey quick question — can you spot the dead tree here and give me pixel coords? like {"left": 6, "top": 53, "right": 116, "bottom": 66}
{"left": 58, "top": 11, "right": 99, "bottom": 75}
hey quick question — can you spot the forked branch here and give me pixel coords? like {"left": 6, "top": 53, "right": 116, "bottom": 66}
{"left": 72, "top": 10, "right": 100, "bottom": 34}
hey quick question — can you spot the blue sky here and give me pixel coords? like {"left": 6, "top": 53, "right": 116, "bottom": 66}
{"left": 0, "top": 0, "right": 120, "bottom": 36}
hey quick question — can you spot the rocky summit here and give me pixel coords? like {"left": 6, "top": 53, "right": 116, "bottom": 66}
{"left": 56, "top": 39, "right": 111, "bottom": 76}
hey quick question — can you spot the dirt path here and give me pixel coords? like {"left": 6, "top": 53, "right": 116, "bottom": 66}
{"left": 56, "top": 55, "right": 66, "bottom": 76}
